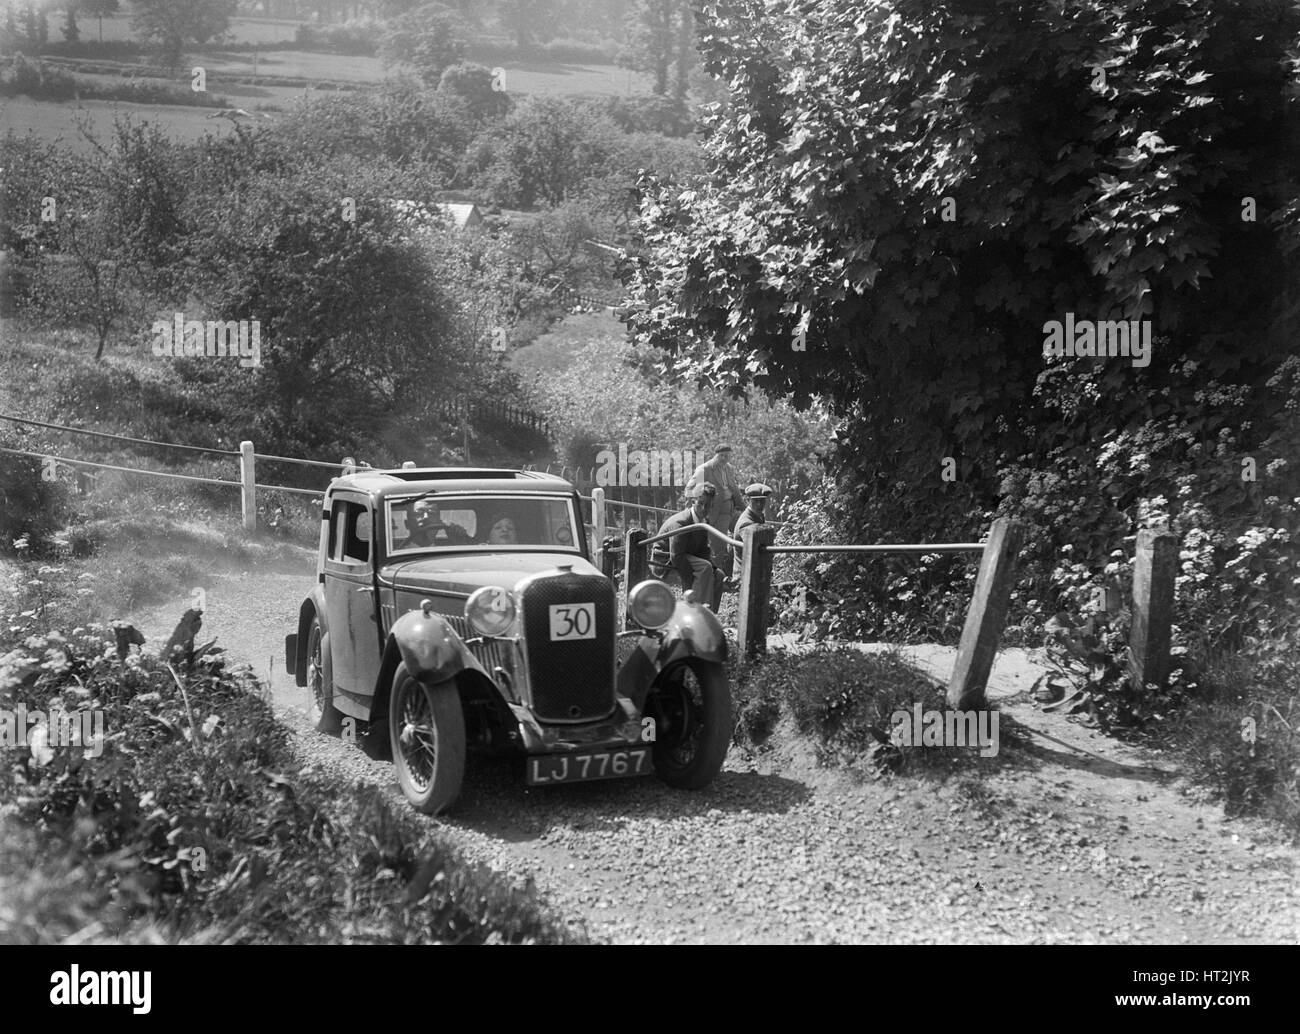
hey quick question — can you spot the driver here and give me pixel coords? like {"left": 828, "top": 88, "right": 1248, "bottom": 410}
{"left": 407, "top": 499, "right": 471, "bottom": 547}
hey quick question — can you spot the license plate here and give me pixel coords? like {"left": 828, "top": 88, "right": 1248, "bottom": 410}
{"left": 527, "top": 747, "right": 653, "bottom": 785}
{"left": 548, "top": 602, "right": 596, "bottom": 641}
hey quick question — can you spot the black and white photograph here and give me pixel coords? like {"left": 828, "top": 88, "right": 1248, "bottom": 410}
{"left": 0, "top": 0, "right": 1296, "bottom": 993}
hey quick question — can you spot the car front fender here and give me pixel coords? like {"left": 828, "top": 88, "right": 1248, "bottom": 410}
{"left": 616, "top": 600, "right": 728, "bottom": 711}
{"left": 388, "top": 607, "right": 475, "bottom": 684}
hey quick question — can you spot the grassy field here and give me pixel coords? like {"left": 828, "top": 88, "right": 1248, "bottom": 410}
{"left": 1, "top": 95, "right": 245, "bottom": 151}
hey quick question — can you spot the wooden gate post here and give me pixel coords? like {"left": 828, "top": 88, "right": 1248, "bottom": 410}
{"left": 737, "top": 524, "right": 776, "bottom": 661}
{"left": 947, "top": 517, "right": 1023, "bottom": 710}
{"left": 623, "top": 528, "right": 648, "bottom": 630}
{"left": 239, "top": 440, "right": 256, "bottom": 532}
{"left": 1129, "top": 527, "right": 1179, "bottom": 690}
{"left": 592, "top": 486, "right": 606, "bottom": 568}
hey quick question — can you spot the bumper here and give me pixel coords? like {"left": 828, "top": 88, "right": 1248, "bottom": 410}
{"left": 509, "top": 696, "right": 645, "bottom": 754}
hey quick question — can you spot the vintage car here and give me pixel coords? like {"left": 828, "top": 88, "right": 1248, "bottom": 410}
{"left": 284, "top": 467, "right": 731, "bottom": 814}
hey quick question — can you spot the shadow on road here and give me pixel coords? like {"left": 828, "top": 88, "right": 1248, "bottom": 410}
{"left": 444, "top": 754, "right": 812, "bottom": 845}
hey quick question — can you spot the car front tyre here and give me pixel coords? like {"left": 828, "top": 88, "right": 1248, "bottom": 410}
{"left": 306, "top": 616, "right": 343, "bottom": 735}
{"left": 648, "top": 660, "right": 730, "bottom": 790}
{"left": 389, "top": 663, "right": 466, "bottom": 815}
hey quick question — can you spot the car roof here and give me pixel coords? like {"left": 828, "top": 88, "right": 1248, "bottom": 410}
{"left": 328, "top": 468, "right": 575, "bottom": 499}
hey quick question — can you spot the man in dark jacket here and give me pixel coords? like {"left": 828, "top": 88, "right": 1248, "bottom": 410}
{"left": 731, "top": 482, "right": 772, "bottom": 575}
{"left": 655, "top": 485, "right": 723, "bottom": 611}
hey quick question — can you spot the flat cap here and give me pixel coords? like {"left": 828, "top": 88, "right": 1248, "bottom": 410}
{"left": 745, "top": 483, "right": 773, "bottom": 498}
{"left": 713, "top": 444, "right": 733, "bottom": 454}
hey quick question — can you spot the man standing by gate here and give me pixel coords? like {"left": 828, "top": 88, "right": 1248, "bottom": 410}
{"left": 731, "top": 483, "right": 772, "bottom": 578}
{"left": 684, "top": 444, "right": 746, "bottom": 575}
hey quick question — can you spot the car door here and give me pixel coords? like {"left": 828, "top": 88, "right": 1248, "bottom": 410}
{"left": 323, "top": 493, "right": 384, "bottom": 705}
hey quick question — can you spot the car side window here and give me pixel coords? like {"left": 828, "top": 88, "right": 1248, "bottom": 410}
{"left": 330, "top": 500, "right": 371, "bottom": 565}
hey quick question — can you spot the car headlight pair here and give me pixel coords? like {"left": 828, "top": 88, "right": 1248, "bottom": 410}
{"left": 467, "top": 579, "right": 677, "bottom": 636}
{"left": 465, "top": 586, "right": 516, "bottom": 636}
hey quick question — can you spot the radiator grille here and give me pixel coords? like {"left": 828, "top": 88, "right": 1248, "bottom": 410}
{"left": 446, "top": 615, "right": 513, "bottom": 691}
{"left": 521, "top": 573, "right": 616, "bottom": 723}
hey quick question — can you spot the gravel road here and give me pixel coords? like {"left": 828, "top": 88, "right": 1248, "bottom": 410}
{"left": 133, "top": 558, "right": 1300, "bottom": 944}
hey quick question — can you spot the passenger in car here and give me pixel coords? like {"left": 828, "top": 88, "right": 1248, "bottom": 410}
{"left": 485, "top": 515, "right": 518, "bottom": 545}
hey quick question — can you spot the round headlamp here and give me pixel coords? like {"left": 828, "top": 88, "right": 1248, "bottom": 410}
{"left": 465, "top": 586, "right": 516, "bottom": 637}
{"left": 628, "top": 579, "right": 676, "bottom": 630}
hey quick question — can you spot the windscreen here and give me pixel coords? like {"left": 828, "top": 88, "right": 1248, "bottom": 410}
{"left": 387, "top": 494, "right": 581, "bottom": 554}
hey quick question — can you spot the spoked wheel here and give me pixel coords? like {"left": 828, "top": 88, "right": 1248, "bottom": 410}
{"left": 647, "top": 660, "right": 730, "bottom": 789}
{"left": 305, "top": 617, "right": 342, "bottom": 734}
{"left": 388, "top": 663, "right": 465, "bottom": 815}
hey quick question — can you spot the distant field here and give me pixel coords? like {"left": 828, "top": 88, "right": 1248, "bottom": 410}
{"left": 0, "top": 96, "right": 242, "bottom": 151}
{"left": 24, "top": 14, "right": 652, "bottom": 96}
{"left": 2, "top": 14, "right": 656, "bottom": 148}
{"left": 59, "top": 14, "right": 299, "bottom": 45}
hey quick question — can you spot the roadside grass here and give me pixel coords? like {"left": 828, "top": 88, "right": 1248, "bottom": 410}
{"left": 0, "top": 626, "right": 580, "bottom": 943}
{"left": 1158, "top": 645, "right": 1300, "bottom": 838}
{"left": 728, "top": 646, "right": 1014, "bottom": 779}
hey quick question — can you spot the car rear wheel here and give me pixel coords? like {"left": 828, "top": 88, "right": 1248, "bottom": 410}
{"left": 306, "top": 616, "right": 342, "bottom": 735}
{"left": 647, "top": 660, "right": 730, "bottom": 790}
{"left": 389, "top": 664, "right": 466, "bottom": 815}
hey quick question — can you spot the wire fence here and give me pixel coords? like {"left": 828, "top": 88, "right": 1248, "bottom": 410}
{"left": 0, "top": 412, "right": 340, "bottom": 527}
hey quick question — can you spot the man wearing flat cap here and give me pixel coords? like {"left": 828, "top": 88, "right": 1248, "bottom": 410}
{"left": 684, "top": 445, "right": 746, "bottom": 574}
{"left": 731, "top": 483, "right": 772, "bottom": 573}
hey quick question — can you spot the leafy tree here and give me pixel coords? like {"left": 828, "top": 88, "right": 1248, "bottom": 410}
{"left": 378, "top": 3, "right": 470, "bottom": 85}
{"left": 497, "top": 0, "right": 558, "bottom": 48}
{"left": 80, "top": 0, "right": 120, "bottom": 43}
{"left": 61, "top": 3, "right": 79, "bottom": 42}
{"left": 618, "top": 0, "right": 695, "bottom": 99}
{"left": 29, "top": 206, "right": 148, "bottom": 359}
{"left": 272, "top": 79, "right": 475, "bottom": 185}
{"left": 172, "top": 147, "right": 510, "bottom": 455}
{"left": 623, "top": 0, "right": 1300, "bottom": 651}
{"left": 460, "top": 97, "right": 623, "bottom": 207}
{"left": 130, "top": 0, "right": 237, "bottom": 68}
{"left": 627, "top": 0, "right": 1300, "bottom": 520}
{"left": 438, "top": 62, "right": 512, "bottom": 121}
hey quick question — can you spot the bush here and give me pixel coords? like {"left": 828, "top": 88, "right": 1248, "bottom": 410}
{"left": 1161, "top": 646, "right": 1300, "bottom": 838}
{"left": 729, "top": 647, "right": 984, "bottom": 775}
{"left": 1, "top": 54, "right": 78, "bottom": 100}
{"left": 576, "top": 94, "right": 694, "bottom": 137}
{"left": 0, "top": 430, "right": 71, "bottom": 556}
{"left": 0, "top": 626, "right": 581, "bottom": 943}
{"left": 294, "top": 19, "right": 383, "bottom": 56}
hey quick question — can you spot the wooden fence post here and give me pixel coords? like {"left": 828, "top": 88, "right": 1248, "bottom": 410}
{"left": 239, "top": 440, "right": 256, "bottom": 532}
{"left": 1129, "top": 527, "right": 1179, "bottom": 690}
{"left": 592, "top": 486, "right": 605, "bottom": 568}
{"left": 737, "top": 524, "right": 776, "bottom": 661}
{"left": 947, "top": 517, "right": 1023, "bottom": 710}
{"left": 623, "top": 528, "right": 648, "bottom": 630}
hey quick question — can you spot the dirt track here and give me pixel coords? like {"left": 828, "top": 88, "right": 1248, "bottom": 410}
{"left": 133, "top": 559, "right": 1300, "bottom": 944}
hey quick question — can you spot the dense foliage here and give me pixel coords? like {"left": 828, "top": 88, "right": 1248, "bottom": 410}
{"left": 624, "top": 0, "right": 1300, "bottom": 707}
